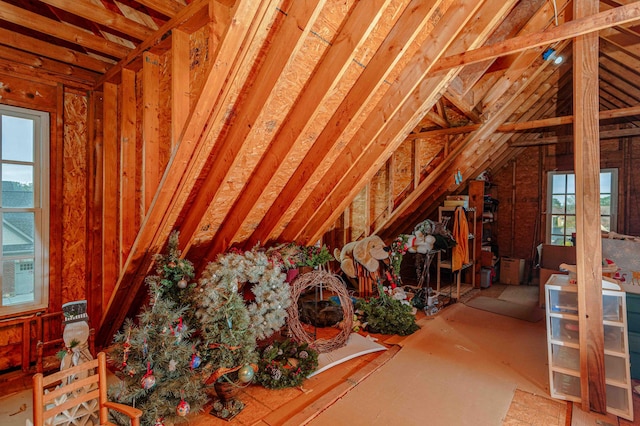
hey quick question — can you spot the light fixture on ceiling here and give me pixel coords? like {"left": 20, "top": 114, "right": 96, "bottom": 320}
{"left": 543, "top": 47, "right": 563, "bottom": 65}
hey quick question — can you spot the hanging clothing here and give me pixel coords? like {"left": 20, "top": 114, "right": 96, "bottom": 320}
{"left": 452, "top": 206, "right": 469, "bottom": 271}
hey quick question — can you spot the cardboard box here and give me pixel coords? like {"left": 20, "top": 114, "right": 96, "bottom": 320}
{"left": 541, "top": 244, "right": 576, "bottom": 270}
{"left": 538, "top": 245, "right": 575, "bottom": 307}
{"left": 480, "top": 250, "right": 494, "bottom": 267}
{"left": 501, "top": 257, "right": 525, "bottom": 285}
{"left": 539, "top": 268, "right": 568, "bottom": 308}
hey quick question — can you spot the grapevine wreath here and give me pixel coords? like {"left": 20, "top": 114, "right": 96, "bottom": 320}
{"left": 287, "top": 270, "right": 353, "bottom": 353}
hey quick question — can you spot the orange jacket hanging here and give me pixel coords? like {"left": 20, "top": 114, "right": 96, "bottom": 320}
{"left": 452, "top": 206, "right": 469, "bottom": 271}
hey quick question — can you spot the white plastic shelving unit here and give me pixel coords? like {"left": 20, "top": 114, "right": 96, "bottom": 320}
{"left": 545, "top": 274, "right": 633, "bottom": 421}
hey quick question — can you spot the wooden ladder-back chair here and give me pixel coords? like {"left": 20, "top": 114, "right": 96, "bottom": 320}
{"left": 32, "top": 352, "right": 142, "bottom": 426}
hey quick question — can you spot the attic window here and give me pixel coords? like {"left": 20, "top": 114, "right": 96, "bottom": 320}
{"left": 0, "top": 105, "right": 49, "bottom": 317}
{"left": 546, "top": 169, "right": 617, "bottom": 246}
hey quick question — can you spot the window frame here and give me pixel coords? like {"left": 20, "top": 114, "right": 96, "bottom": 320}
{"left": 546, "top": 169, "right": 617, "bottom": 246}
{"left": 0, "top": 104, "right": 50, "bottom": 317}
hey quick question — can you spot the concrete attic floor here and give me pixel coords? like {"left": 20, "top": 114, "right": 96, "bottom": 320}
{"left": 2, "top": 284, "right": 639, "bottom": 425}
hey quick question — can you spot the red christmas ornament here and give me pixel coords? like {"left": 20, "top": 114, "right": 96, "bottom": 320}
{"left": 176, "top": 399, "right": 190, "bottom": 417}
{"left": 141, "top": 362, "right": 156, "bottom": 390}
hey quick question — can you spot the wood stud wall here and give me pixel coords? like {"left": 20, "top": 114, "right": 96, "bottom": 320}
{"left": 0, "top": 3, "right": 638, "bottom": 415}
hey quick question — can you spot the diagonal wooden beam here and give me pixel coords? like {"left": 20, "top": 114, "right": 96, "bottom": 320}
{"left": 198, "top": 0, "right": 395, "bottom": 257}
{"left": 295, "top": 0, "right": 512, "bottom": 244}
{"left": 97, "top": 0, "right": 280, "bottom": 345}
{"left": 0, "top": 0, "right": 131, "bottom": 59}
{"left": 134, "top": 0, "right": 184, "bottom": 18}
{"left": 0, "top": 44, "right": 99, "bottom": 86}
{"left": 246, "top": 0, "right": 447, "bottom": 247}
{"left": 37, "top": 0, "right": 155, "bottom": 41}
{"left": 380, "top": 29, "right": 567, "bottom": 240}
{"left": 95, "top": 0, "right": 213, "bottom": 87}
{"left": 431, "top": 1, "right": 640, "bottom": 73}
{"left": 0, "top": 27, "right": 111, "bottom": 73}
{"left": 176, "top": 0, "right": 328, "bottom": 257}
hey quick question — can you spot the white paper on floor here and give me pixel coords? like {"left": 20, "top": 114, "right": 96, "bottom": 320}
{"left": 308, "top": 333, "right": 387, "bottom": 378}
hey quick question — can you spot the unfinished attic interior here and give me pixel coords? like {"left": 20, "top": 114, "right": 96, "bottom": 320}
{"left": 1, "top": 0, "right": 640, "bottom": 423}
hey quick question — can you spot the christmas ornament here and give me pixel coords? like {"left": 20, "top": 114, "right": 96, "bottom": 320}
{"left": 122, "top": 332, "right": 131, "bottom": 367}
{"left": 168, "top": 359, "right": 177, "bottom": 372}
{"left": 176, "top": 399, "right": 190, "bottom": 417}
{"left": 141, "top": 362, "right": 156, "bottom": 390}
{"left": 154, "top": 418, "right": 165, "bottom": 426}
{"left": 177, "top": 278, "right": 188, "bottom": 289}
{"left": 238, "top": 364, "right": 255, "bottom": 383}
{"left": 190, "top": 353, "right": 201, "bottom": 369}
{"left": 141, "top": 374, "right": 156, "bottom": 390}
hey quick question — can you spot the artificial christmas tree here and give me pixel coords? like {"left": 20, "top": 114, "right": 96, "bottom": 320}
{"left": 108, "top": 233, "right": 206, "bottom": 426}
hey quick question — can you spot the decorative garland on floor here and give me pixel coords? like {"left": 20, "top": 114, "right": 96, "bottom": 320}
{"left": 287, "top": 270, "right": 353, "bottom": 353}
{"left": 197, "top": 248, "right": 291, "bottom": 340}
{"left": 255, "top": 339, "right": 319, "bottom": 389}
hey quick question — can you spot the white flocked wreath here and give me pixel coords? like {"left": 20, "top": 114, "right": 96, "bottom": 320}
{"left": 196, "top": 248, "right": 292, "bottom": 340}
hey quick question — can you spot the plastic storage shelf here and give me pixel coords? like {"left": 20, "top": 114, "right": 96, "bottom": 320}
{"left": 545, "top": 274, "right": 633, "bottom": 421}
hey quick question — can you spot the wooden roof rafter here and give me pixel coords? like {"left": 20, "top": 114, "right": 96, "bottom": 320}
{"left": 188, "top": 0, "right": 398, "bottom": 259}
{"left": 378, "top": 20, "right": 570, "bottom": 238}
{"left": 293, "top": 0, "right": 516, "bottom": 244}
{"left": 98, "top": 0, "right": 283, "bottom": 343}
{"left": 37, "top": 0, "right": 157, "bottom": 42}
{"left": 174, "top": 0, "right": 331, "bottom": 259}
{"left": 243, "top": 0, "right": 451, "bottom": 248}
{"left": 0, "top": 0, "right": 131, "bottom": 60}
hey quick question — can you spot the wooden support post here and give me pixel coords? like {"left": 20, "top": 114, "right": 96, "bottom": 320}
{"left": 468, "top": 180, "right": 484, "bottom": 288}
{"left": 120, "top": 69, "right": 137, "bottom": 264}
{"left": 142, "top": 51, "right": 160, "bottom": 213}
{"left": 574, "top": 0, "right": 606, "bottom": 415}
{"left": 102, "top": 82, "right": 119, "bottom": 301}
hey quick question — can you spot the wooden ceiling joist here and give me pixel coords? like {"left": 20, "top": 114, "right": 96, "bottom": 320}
{"left": 95, "top": 0, "right": 214, "bottom": 87}
{"left": 0, "top": 0, "right": 131, "bottom": 59}
{"left": 431, "top": 1, "right": 640, "bottom": 74}
{"left": 36, "top": 0, "right": 156, "bottom": 41}
{"left": 0, "top": 27, "right": 112, "bottom": 73}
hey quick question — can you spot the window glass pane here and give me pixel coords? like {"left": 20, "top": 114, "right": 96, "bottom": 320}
{"left": 601, "top": 216, "right": 610, "bottom": 232}
{"left": 552, "top": 195, "right": 565, "bottom": 214}
{"left": 566, "top": 195, "right": 575, "bottom": 214}
{"left": 2, "top": 116, "right": 34, "bottom": 162}
{"left": 2, "top": 259, "right": 35, "bottom": 306}
{"left": 600, "top": 172, "right": 611, "bottom": 193}
{"left": 601, "top": 194, "right": 611, "bottom": 215}
{"left": 565, "top": 216, "right": 576, "bottom": 235}
{"left": 551, "top": 235, "right": 565, "bottom": 245}
{"left": 566, "top": 174, "right": 575, "bottom": 194}
{"left": 551, "top": 215, "right": 565, "bottom": 236}
{"left": 2, "top": 212, "right": 34, "bottom": 256}
{"left": 2, "top": 164, "right": 34, "bottom": 207}
{"left": 552, "top": 174, "right": 566, "bottom": 194}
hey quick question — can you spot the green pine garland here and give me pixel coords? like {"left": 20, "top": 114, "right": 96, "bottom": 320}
{"left": 255, "top": 339, "right": 318, "bottom": 389}
{"left": 355, "top": 284, "right": 419, "bottom": 336}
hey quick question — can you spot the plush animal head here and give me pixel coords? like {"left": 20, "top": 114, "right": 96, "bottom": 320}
{"left": 334, "top": 241, "right": 359, "bottom": 278}
{"left": 353, "top": 235, "right": 389, "bottom": 273}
